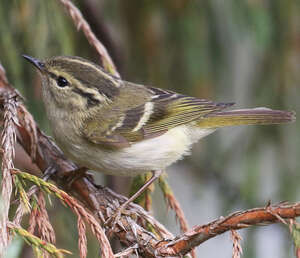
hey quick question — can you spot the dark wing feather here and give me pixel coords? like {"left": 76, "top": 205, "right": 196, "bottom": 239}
{"left": 82, "top": 114, "right": 131, "bottom": 148}
{"left": 141, "top": 93, "right": 234, "bottom": 138}
{"left": 82, "top": 84, "right": 234, "bottom": 149}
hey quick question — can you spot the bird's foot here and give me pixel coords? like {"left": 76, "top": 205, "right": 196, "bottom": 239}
{"left": 104, "top": 203, "right": 132, "bottom": 235}
{"left": 63, "top": 167, "right": 90, "bottom": 189}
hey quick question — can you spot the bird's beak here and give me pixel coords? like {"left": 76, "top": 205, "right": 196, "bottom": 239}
{"left": 22, "top": 55, "right": 46, "bottom": 73}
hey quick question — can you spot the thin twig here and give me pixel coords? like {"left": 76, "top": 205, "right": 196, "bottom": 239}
{"left": 0, "top": 63, "right": 19, "bottom": 254}
{"left": 13, "top": 201, "right": 28, "bottom": 227}
{"left": 57, "top": 0, "right": 120, "bottom": 77}
{"left": 36, "top": 191, "right": 56, "bottom": 244}
{"left": 15, "top": 170, "right": 114, "bottom": 258}
{"left": 8, "top": 222, "right": 71, "bottom": 258}
{"left": 77, "top": 215, "right": 87, "bottom": 258}
{"left": 114, "top": 244, "right": 138, "bottom": 257}
{"left": 231, "top": 230, "right": 242, "bottom": 258}
{"left": 289, "top": 219, "right": 300, "bottom": 258}
{"left": 158, "top": 178, "right": 196, "bottom": 258}
{"left": 158, "top": 174, "right": 189, "bottom": 233}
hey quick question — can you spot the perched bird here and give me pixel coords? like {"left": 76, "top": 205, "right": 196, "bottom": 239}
{"left": 23, "top": 55, "right": 296, "bottom": 207}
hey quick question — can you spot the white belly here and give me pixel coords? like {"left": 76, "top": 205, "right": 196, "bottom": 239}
{"left": 58, "top": 125, "right": 215, "bottom": 177}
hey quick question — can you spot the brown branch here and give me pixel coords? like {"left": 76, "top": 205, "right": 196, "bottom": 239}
{"left": 156, "top": 202, "right": 300, "bottom": 256}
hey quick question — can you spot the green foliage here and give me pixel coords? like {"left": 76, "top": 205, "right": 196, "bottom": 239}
{"left": 292, "top": 223, "right": 300, "bottom": 252}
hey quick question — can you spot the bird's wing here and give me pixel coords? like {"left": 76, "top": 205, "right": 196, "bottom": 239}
{"left": 140, "top": 88, "right": 234, "bottom": 138}
{"left": 82, "top": 86, "right": 233, "bottom": 149}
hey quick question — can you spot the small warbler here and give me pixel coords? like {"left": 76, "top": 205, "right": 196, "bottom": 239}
{"left": 23, "top": 55, "right": 296, "bottom": 206}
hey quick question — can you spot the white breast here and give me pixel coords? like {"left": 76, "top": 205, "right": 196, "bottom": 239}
{"left": 63, "top": 125, "right": 215, "bottom": 177}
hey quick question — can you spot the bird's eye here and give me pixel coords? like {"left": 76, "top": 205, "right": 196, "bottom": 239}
{"left": 56, "top": 76, "right": 69, "bottom": 87}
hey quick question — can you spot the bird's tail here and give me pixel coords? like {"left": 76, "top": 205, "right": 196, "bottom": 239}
{"left": 197, "top": 108, "right": 296, "bottom": 128}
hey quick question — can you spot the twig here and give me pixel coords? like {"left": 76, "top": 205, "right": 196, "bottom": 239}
{"left": 27, "top": 201, "right": 37, "bottom": 235}
{"left": 231, "top": 230, "right": 242, "bottom": 258}
{"left": 77, "top": 215, "right": 87, "bottom": 258}
{"left": 70, "top": 199, "right": 114, "bottom": 258}
{"left": 158, "top": 175, "right": 196, "bottom": 257}
{"left": 114, "top": 244, "right": 138, "bottom": 257}
{"left": 26, "top": 191, "right": 55, "bottom": 258}
{"left": 156, "top": 202, "right": 300, "bottom": 256}
{"left": 35, "top": 191, "right": 56, "bottom": 244}
{"left": 13, "top": 201, "right": 28, "bottom": 227}
{"left": 158, "top": 174, "right": 189, "bottom": 233}
{"left": 8, "top": 223, "right": 71, "bottom": 258}
{"left": 289, "top": 219, "right": 300, "bottom": 258}
{"left": 57, "top": 0, "right": 120, "bottom": 77}
{"left": 14, "top": 170, "right": 114, "bottom": 258}
{"left": 0, "top": 63, "right": 19, "bottom": 254}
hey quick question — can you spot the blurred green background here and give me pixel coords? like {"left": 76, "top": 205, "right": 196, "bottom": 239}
{"left": 1, "top": 0, "right": 300, "bottom": 257}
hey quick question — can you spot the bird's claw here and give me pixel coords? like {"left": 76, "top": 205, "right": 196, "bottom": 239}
{"left": 105, "top": 205, "right": 131, "bottom": 234}
{"left": 104, "top": 209, "right": 123, "bottom": 236}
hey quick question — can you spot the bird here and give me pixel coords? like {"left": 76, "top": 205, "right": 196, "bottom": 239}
{"left": 23, "top": 54, "right": 296, "bottom": 209}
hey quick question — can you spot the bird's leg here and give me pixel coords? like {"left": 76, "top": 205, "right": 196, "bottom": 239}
{"left": 105, "top": 170, "right": 163, "bottom": 227}
{"left": 121, "top": 170, "right": 163, "bottom": 210}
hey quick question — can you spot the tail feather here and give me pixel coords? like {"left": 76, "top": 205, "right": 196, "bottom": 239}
{"left": 197, "top": 107, "right": 296, "bottom": 128}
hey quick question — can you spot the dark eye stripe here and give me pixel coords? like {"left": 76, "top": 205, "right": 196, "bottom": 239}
{"left": 72, "top": 88, "right": 100, "bottom": 108}
{"left": 76, "top": 78, "right": 119, "bottom": 100}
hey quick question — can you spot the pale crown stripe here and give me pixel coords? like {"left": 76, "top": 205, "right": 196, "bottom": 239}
{"left": 63, "top": 58, "right": 121, "bottom": 87}
{"left": 132, "top": 102, "right": 154, "bottom": 132}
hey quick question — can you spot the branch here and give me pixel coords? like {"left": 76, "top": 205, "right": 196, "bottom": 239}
{"left": 156, "top": 202, "right": 300, "bottom": 256}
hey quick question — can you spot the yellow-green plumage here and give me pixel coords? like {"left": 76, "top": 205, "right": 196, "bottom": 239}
{"left": 197, "top": 108, "right": 295, "bottom": 128}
